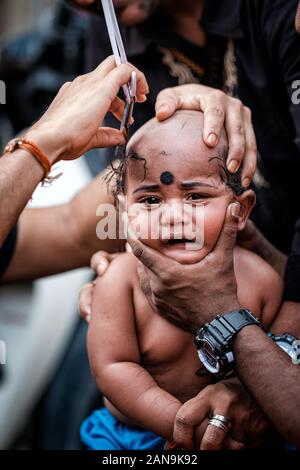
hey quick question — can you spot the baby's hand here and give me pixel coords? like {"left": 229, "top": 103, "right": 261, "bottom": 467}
{"left": 79, "top": 251, "right": 118, "bottom": 322}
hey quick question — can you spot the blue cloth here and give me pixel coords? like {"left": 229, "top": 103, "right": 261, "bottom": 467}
{"left": 81, "top": 408, "right": 166, "bottom": 450}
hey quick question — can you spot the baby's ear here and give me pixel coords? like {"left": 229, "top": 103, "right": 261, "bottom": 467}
{"left": 236, "top": 190, "right": 256, "bottom": 231}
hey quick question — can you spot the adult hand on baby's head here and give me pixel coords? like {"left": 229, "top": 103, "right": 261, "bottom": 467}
{"left": 174, "top": 377, "right": 271, "bottom": 450}
{"left": 79, "top": 251, "right": 118, "bottom": 322}
{"left": 155, "top": 84, "right": 257, "bottom": 188}
{"left": 128, "top": 203, "right": 241, "bottom": 332}
{"left": 26, "top": 56, "right": 148, "bottom": 164}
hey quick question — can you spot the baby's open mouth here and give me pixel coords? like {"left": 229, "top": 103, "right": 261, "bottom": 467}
{"left": 160, "top": 233, "right": 204, "bottom": 252}
{"left": 162, "top": 236, "right": 196, "bottom": 246}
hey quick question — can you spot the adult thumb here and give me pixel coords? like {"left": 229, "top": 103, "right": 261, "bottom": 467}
{"left": 90, "top": 127, "right": 126, "bottom": 149}
{"left": 214, "top": 202, "right": 240, "bottom": 255}
{"left": 155, "top": 88, "right": 179, "bottom": 121}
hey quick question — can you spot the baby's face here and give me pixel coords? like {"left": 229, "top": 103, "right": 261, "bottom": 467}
{"left": 123, "top": 111, "right": 240, "bottom": 264}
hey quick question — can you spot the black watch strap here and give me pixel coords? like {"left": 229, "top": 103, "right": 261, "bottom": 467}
{"left": 199, "top": 309, "right": 260, "bottom": 347}
{"left": 219, "top": 309, "right": 260, "bottom": 340}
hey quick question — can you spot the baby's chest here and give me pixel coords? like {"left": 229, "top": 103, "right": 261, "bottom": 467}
{"left": 133, "top": 289, "right": 215, "bottom": 400}
{"left": 133, "top": 290, "right": 199, "bottom": 366}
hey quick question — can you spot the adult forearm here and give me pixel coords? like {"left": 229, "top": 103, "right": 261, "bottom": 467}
{"left": 270, "top": 301, "right": 300, "bottom": 337}
{"left": 2, "top": 204, "right": 90, "bottom": 282}
{"left": 0, "top": 126, "right": 64, "bottom": 248}
{"left": 0, "top": 150, "right": 46, "bottom": 247}
{"left": 233, "top": 325, "right": 300, "bottom": 447}
{"left": 2, "top": 172, "right": 123, "bottom": 282}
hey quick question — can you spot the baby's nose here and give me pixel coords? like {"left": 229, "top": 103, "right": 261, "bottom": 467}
{"left": 160, "top": 201, "right": 185, "bottom": 227}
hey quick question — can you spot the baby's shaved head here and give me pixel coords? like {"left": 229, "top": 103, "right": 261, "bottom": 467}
{"left": 128, "top": 110, "right": 227, "bottom": 153}
{"left": 110, "top": 110, "right": 244, "bottom": 197}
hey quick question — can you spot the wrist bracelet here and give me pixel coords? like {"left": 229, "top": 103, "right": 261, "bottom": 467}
{"left": 4, "top": 138, "right": 59, "bottom": 184}
{"left": 267, "top": 332, "right": 300, "bottom": 363}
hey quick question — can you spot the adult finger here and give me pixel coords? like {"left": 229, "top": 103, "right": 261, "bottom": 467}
{"left": 127, "top": 233, "right": 176, "bottom": 277}
{"left": 126, "top": 63, "right": 149, "bottom": 98}
{"left": 137, "top": 263, "right": 152, "bottom": 296}
{"left": 109, "top": 96, "right": 136, "bottom": 124}
{"left": 155, "top": 87, "right": 183, "bottom": 121}
{"left": 89, "top": 55, "right": 119, "bottom": 80}
{"left": 225, "top": 98, "right": 246, "bottom": 174}
{"left": 173, "top": 398, "right": 209, "bottom": 450}
{"left": 103, "top": 63, "right": 149, "bottom": 102}
{"left": 90, "top": 56, "right": 148, "bottom": 101}
{"left": 213, "top": 202, "right": 240, "bottom": 257}
{"left": 193, "top": 419, "right": 209, "bottom": 449}
{"left": 125, "top": 242, "right": 132, "bottom": 253}
{"left": 240, "top": 106, "right": 257, "bottom": 187}
{"left": 200, "top": 423, "right": 227, "bottom": 450}
{"left": 109, "top": 96, "right": 126, "bottom": 122}
{"left": 155, "top": 85, "right": 206, "bottom": 121}
{"left": 137, "top": 263, "right": 159, "bottom": 312}
{"left": 90, "top": 251, "right": 117, "bottom": 276}
{"left": 202, "top": 90, "right": 226, "bottom": 147}
{"left": 223, "top": 436, "right": 245, "bottom": 451}
{"left": 89, "top": 127, "right": 125, "bottom": 149}
{"left": 78, "top": 283, "right": 94, "bottom": 322}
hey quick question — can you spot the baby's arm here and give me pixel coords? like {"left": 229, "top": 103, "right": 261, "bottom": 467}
{"left": 88, "top": 254, "right": 181, "bottom": 440}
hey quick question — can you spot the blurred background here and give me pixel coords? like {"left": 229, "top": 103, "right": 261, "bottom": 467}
{"left": 1, "top": 1, "right": 54, "bottom": 40}
{"left": 0, "top": 0, "right": 103, "bottom": 449}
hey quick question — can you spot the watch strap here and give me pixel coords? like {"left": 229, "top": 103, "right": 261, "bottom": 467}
{"left": 199, "top": 309, "right": 260, "bottom": 347}
{"left": 267, "top": 332, "right": 298, "bottom": 345}
{"left": 221, "top": 309, "right": 260, "bottom": 336}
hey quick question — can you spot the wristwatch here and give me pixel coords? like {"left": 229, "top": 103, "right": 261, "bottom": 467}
{"left": 195, "top": 309, "right": 260, "bottom": 378}
{"left": 268, "top": 332, "right": 300, "bottom": 363}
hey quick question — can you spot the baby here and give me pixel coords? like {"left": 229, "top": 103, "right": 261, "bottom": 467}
{"left": 81, "top": 110, "right": 283, "bottom": 450}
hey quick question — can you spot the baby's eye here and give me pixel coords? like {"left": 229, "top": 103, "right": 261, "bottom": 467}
{"left": 139, "top": 196, "right": 161, "bottom": 207}
{"left": 187, "top": 193, "right": 209, "bottom": 201}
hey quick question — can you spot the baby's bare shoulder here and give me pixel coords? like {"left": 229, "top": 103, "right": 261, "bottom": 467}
{"left": 234, "top": 246, "right": 280, "bottom": 284}
{"left": 110, "top": 252, "right": 138, "bottom": 272}
{"left": 234, "top": 247, "right": 283, "bottom": 328}
{"left": 91, "top": 253, "right": 139, "bottom": 321}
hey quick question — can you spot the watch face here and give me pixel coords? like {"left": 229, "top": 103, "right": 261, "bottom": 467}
{"left": 198, "top": 338, "right": 220, "bottom": 374}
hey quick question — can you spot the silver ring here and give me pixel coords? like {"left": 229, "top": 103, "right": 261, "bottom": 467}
{"left": 212, "top": 414, "right": 232, "bottom": 427}
{"left": 208, "top": 417, "right": 230, "bottom": 434}
{"left": 208, "top": 419, "right": 230, "bottom": 434}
